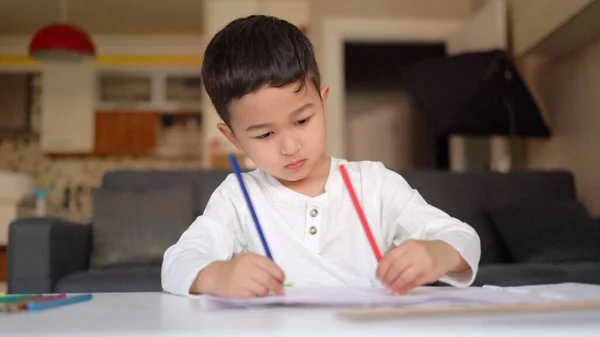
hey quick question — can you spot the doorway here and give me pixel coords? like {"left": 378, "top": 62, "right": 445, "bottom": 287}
{"left": 344, "top": 42, "right": 448, "bottom": 170}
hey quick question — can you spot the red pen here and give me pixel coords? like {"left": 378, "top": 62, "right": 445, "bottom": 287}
{"left": 339, "top": 164, "right": 383, "bottom": 262}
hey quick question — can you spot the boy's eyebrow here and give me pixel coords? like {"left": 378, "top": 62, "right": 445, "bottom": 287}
{"left": 245, "top": 103, "right": 315, "bottom": 132}
{"left": 246, "top": 123, "right": 272, "bottom": 132}
{"left": 292, "top": 103, "right": 314, "bottom": 115}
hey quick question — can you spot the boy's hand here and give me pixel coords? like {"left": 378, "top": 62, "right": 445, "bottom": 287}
{"left": 376, "top": 240, "right": 465, "bottom": 295}
{"left": 191, "top": 252, "right": 285, "bottom": 298}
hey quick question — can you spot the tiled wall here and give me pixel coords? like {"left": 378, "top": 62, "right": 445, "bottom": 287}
{"left": 0, "top": 75, "right": 204, "bottom": 219}
{"left": 0, "top": 138, "right": 204, "bottom": 218}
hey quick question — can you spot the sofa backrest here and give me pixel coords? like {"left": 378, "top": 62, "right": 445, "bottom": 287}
{"left": 399, "top": 170, "right": 576, "bottom": 264}
{"left": 101, "top": 169, "right": 231, "bottom": 216}
{"left": 101, "top": 168, "right": 576, "bottom": 265}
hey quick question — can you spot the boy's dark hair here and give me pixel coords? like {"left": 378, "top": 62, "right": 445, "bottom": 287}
{"left": 201, "top": 15, "right": 321, "bottom": 126}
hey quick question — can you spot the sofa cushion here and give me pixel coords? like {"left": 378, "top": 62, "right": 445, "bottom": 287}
{"left": 91, "top": 184, "right": 195, "bottom": 268}
{"left": 401, "top": 171, "right": 510, "bottom": 264}
{"left": 488, "top": 201, "right": 600, "bottom": 263}
{"left": 55, "top": 266, "right": 161, "bottom": 293}
{"left": 474, "top": 263, "right": 600, "bottom": 286}
{"left": 101, "top": 169, "right": 231, "bottom": 216}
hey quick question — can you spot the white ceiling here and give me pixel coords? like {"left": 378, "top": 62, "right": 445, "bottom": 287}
{"left": 0, "top": 0, "right": 205, "bottom": 35}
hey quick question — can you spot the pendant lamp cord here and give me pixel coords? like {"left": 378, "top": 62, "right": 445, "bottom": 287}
{"left": 59, "top": 0, "right": 68, "bottom": 22}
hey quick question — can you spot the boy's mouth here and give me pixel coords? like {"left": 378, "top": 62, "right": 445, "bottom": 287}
{"left": 285, "top": 159, "right": 307, "bottom": 171}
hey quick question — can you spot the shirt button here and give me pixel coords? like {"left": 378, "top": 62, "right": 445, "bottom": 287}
{"left": 309, "top": 208, "right": 319, "bottom": 217}
{"left": 309, "top": 226, "right": 318, "bottom": 235}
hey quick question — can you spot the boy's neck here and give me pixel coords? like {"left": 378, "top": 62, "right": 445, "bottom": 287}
{"left": 277, "top": 155, "right": 331, "bottom": 197}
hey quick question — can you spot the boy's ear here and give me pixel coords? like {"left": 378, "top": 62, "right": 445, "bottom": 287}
{"left": 320, "top": 85, "right": 330, "bottom": 106}
{"left": 217, "top": 122, "right": 243, "bottom": 151}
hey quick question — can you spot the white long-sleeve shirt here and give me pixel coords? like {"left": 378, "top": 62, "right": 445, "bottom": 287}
{"left": 161, "top": 158, "right": 481, "bottom": 296}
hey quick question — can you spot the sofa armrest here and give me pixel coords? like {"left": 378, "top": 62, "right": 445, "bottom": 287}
{"left": 7, "top": 217, "right": 91, "bottom": 294}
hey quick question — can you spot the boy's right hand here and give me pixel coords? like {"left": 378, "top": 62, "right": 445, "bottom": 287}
{"left": 191, "top": 252, "right": 285, "bottom": 298}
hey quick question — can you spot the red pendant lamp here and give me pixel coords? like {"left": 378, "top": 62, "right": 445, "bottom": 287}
{"left": 28, "top": 0, "right": 95, "bottom": 61}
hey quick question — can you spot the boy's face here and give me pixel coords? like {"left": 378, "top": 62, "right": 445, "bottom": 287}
{"left": 217, "top": 80, "right": 329, "bottom": 183}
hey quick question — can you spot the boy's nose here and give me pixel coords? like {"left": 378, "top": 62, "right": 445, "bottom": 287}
{"left": 280, "top": 134, "right": 300, "bottom": 155}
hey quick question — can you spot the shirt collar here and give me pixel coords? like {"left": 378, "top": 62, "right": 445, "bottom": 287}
{"left": 260, "top": 156, "right": 342, "bottom": 205}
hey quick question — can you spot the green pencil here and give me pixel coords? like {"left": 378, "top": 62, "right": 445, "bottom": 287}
{"left": 0, "top": 295, "right": 44, "bottom": 312}
{"left": 0, "top": 295, "right": 38, "bottom": 303}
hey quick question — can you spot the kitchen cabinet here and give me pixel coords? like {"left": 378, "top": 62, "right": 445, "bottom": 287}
{"left": 0, "top": 73, "right": 32, "bottom": 136}
{"left": 94, "top": 111, "right": 159, "bottom": 155}
{"left": 0, "top": 245, "right": 6, "bottom": 282}
{"left": 41, "top": 63, "right": 95, "bottom": 154}
{"left": 39, "top": 65, "right": 202, "bottom": 156}
{"left": 96, "top": 70, "right": 203, "bottom": 113}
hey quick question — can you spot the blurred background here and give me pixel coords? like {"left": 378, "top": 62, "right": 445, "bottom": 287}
{"left": 1, "top": 0, "right": 599, "bottom": 292}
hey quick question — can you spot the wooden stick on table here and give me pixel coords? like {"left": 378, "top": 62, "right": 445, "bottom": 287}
{"left": 337, "top": 300, "right": 600, "bottom": 319}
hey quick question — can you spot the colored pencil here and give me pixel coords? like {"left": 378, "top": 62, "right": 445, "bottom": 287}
{"left": 228, "top": 154, "right": 273, "bottom": 260}
{"left": 339, "top": 164, "right": 382, "bottom": 262}
{"left": 27, "top": 294, "right": 93, "bottom": 312}
{"left": 0, "top": 296, "right": 41, "bottom": 312}
{"left": 0, "top": 295, "right": 38, "bottom": 303}
{"left": 0, "top": 294, "right": 67, "bottom": 313}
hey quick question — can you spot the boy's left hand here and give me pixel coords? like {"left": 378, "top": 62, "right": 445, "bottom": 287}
{"left": 376, "top": 240, "right": 465, "bottom": 295}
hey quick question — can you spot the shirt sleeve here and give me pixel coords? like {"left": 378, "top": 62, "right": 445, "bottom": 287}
{"left": 161, "top": 177, "right": 246, "bottom": 296}
{"left": 379, "top": 164, "right": 481, "bottom": 287}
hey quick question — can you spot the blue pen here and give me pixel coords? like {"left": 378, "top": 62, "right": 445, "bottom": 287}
{"left": 228, "top": 154, "right": 273, "bottom": 260}
{"left": 27, "top": 294, "right": 93, "bottom": 312}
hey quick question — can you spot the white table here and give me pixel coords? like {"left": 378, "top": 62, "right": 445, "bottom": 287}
{"left": 2, "top": 292, "right": 600, "bottom": 337}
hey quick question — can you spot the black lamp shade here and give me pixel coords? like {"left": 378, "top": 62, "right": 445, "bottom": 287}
{"left": 400, "top": 50, "right": 551, "bottom": 138}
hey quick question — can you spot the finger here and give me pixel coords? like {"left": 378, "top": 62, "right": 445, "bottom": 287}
{"left": 229, "top": 287, "right": 258, "bottom": 298}
{"left": 376, "top": 248, "right": 406, "bottom": 281}
{"left": 393, "top": 272, "right": 428, "bottom": 295}
{"left": 254, "top": 256, "right": 285, "bottom": 282}
{"left": 393, "top": 281, "right": 418, "bottom": 295}
{"left": 413, "top": 272, "right": 437, "bottom": 288}
{"left": 381, "top": 255, "right": 413, "bottom": 287}
{"left": 389, "top": 266, "right": 420, "bottom": 294}
{"left": 245, "top": 276, "right": 270, "bottom": 297}
{"left": 252, "top": 270, "right": 285, "bottom": 296}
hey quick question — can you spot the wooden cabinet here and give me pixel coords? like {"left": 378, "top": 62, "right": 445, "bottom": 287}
{"left": 0, "top": 73, "right": 32, "bottom": 136}
{"left": 94, "top": 112, "right": 159, "bottom": 155}
{"left": 0, "top": 245, "right": 6, "bottom": 283}
{"left": 41, "top": 63, "right": 95, "bottom": 154}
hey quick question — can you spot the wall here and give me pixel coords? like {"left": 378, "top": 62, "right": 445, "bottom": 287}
{"left": 509, "top": 0, "right": 595, "bottom": 56}
{"left": 346, "top": 89, "right": 431, "bottom": 170}
{"left": 523, "top": 38, "right": 600, "bottom": 215}
{"left": 310, "top": 2, "right": 464, "bottom": 157}
{"left": 309, "top": 0, "right": 474, "bottom": 64}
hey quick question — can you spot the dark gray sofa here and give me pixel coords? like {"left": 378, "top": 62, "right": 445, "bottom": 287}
{"left": 7, "top": 169, "right": 600, "bottom": 294}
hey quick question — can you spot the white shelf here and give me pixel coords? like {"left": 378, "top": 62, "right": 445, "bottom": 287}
{"left": 95, "top": 69, "right": 203, "bottom": 113}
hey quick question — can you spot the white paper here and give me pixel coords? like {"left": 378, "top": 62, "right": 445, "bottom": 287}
{"left": 202, "top": 284, "right": 581, "bottom": 310}
{"left": 485, "top": 282, "right": 600, "bottom": 302}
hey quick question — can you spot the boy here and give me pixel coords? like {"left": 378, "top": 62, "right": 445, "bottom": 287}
{"left": 161, "top": 15, "right": 480, "bottom": 298}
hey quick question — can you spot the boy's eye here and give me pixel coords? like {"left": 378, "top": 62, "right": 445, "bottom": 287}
{"left": 295, "top": 117, "right": 311, "bottom": 125}
{"left": 255, "top": 132, "right": 273, "bottom": 139}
